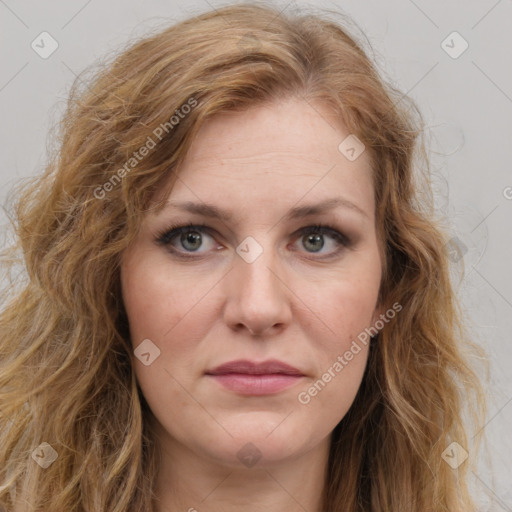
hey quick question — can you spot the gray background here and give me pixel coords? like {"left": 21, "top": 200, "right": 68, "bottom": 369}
{"left": 0, "top": 0, "right": 511, "bottom": 508}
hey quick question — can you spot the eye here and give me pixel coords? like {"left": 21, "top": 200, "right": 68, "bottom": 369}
{"left": 155, "top": 222, "right": 351, "bottom": 259}
{"left": 155, "top": 222, "right": 219, "bottom": 257}
{"left": 291, "top": 224, "right": 351, "bottom": 258}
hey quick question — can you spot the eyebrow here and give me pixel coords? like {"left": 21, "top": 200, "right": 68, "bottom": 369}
{"left": 162, "top": 197, "right": 368, "bottom": 221}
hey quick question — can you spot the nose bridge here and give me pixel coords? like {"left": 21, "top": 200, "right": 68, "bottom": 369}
{"left": 223, "top": 233, "right": 291, "bottom": 335}
{"left": 238, "top": 240, "right": 279, "bottom": 297}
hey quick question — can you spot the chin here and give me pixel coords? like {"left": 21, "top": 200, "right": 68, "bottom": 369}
{"left": 198, "top": 422, "right": 312, "bottom": 469}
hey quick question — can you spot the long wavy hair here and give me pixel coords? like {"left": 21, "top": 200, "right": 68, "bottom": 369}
{"left": 0, "top": 2, "right": 487, "bottom": 511}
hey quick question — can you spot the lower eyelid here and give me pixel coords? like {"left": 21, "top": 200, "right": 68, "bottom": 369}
{"left": 166, "top": 245, "right": 343, "bottom": 262}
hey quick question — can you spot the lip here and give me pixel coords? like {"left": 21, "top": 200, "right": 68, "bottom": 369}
{"left": 206, "top": 359, "right": 303, "bottom": 376}
{"left": 205, "top": 359, "right": 304, "bottom": 396}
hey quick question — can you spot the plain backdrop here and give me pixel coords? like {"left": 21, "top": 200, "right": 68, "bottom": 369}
{"left": 1, "top": 0, "right": 511, "bottom": 508}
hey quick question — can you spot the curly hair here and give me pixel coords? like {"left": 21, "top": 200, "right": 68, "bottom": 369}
{"left": 0, "top": 2, "right": 487, "bottom": 511}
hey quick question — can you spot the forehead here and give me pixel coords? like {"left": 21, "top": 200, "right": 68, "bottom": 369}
{"left": 184, "top": 98, "right": 370, "bottom": 167}
{"left": 153, "top": 98, "right": 375, "bottom": 219}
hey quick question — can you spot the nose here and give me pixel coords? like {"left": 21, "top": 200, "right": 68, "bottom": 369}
{"left": 222, "top": 241, "right": 292, "bottom": 337}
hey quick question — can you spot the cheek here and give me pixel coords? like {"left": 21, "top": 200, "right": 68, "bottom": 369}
{"left": 120, "top": 250, "right": 222, "bottom": 407}
{"left": 308, "top": 262, "right": 381, "bottom": 346}
{"left": 120, "top": 253, "right": 205, "bottom": 410}
{"left": 298, "top": 259, "right": 379, "bottom": 405}
{"left": 121, "top": 250, "right": 215, "bottom": 346}
{"left": 296, "top": 283, "right": 373, "bottom": 424}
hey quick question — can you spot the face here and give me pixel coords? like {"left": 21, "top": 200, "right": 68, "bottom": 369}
{"left": 120, "top": 97, "right": 384, "bottom": 470}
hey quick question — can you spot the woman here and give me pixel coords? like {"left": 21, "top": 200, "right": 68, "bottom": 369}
{"left": 0, "top": 3, "right": 487, "bottom": 511}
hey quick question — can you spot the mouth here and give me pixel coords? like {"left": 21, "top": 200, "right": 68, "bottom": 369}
{"left": 205, "top": 359, "right": 305, "bottom": 396}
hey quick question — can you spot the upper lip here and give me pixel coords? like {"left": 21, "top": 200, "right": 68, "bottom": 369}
{"left": 205, "top": 359, "right": 304, "bottom": 376}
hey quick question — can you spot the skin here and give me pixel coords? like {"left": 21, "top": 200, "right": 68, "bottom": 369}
{"left": 120, "top": 97, "right": 384, "bottom": 512}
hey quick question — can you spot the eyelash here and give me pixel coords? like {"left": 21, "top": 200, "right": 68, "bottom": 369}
{"left": 154, "top": 222, "right": 351, "bottom": 259}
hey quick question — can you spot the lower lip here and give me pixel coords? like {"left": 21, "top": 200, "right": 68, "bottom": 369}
{"left": 206, "top": 373, "right": 303, "bottom": 395}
